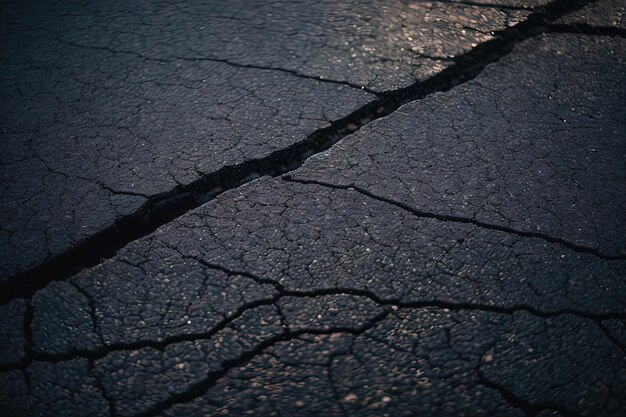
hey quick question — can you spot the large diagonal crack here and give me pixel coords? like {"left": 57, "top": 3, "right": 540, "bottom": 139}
{"left": 283, "top": 177, "right": 625, "bottom": 261}
{"left": 0, "top": 0, "right": 602, "bottom": 306}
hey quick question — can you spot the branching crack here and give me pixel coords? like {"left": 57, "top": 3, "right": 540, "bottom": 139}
{"left": 130, "top": 311, "right": 390, "bottom": 417}
{"left": 88, "top": 358, "right": 116, "bottom": 417}
{"left": 55, "top": 38, "right": 379, "bottom": 94}
{"left": 283, "top": 177, "right": 626, "bottom": 261}
{"left": 4, "top": 262, "right": 622, "bottom": 413}
{"left": 597, "top": 321, "right": 626, "bottom": 352}
{"left": 477, "top": 369, "right": 583, "bottom": 417}
{"left": 4, "top": 282, "right": 622, "bottom": 372}
{"left": 177, "top": 56, "right": 380, "bottom": 94}
{"left": 69, "top": 282, "right": 105, "bottom": 345}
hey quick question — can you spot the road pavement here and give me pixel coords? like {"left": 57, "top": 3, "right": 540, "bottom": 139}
{"left": 1, "top": 0, "right": 625, "bottom": 416}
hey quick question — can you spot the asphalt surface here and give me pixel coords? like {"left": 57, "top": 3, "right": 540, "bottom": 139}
{"left": 1, "top": 0, "right": 625, "bottom": 416}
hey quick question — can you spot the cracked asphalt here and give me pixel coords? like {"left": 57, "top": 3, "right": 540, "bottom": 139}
{"left": 1, "top": 0, "right": 625, "bottom": 416}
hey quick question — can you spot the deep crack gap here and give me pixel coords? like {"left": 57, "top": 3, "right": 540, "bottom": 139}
{"left": 0, "top": 0, "right": 602, "bottom": 306}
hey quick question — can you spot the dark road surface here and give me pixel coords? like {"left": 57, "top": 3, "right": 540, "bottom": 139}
{"left": 1, "top": 0, "right": 625, "bottom": 416}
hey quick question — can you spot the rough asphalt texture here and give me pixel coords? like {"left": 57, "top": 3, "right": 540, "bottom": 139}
{"left": 1, "top": 0, "right": 625, "bottom": 416}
